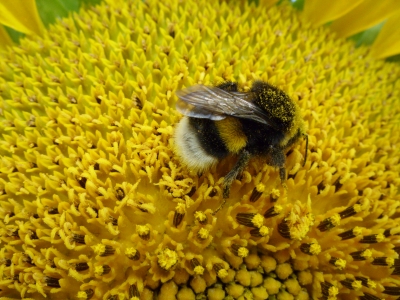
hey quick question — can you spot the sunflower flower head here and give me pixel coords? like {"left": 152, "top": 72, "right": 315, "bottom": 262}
{"left": 0, "top": 0, "right": 399, "bottom": 299}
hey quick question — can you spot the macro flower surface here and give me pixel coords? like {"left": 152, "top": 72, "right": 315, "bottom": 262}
{"left": 0, "top": 0, "right": 400, "bottom": 299}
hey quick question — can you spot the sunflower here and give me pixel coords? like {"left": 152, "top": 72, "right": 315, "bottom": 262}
{"left": 0, "top": 0, "right": 399, "bottom": 299}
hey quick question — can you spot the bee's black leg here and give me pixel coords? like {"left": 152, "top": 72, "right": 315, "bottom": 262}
{"left": 223, "top": 149, "right": 251, "bottom": 198}
{"left": 213, "top": 149, "right": 251, "bottom": 215}
{"left": 279, "top": 167, "right": 286, "bottom": 183}
{"left": 269, "top": 146, "right": 286, "bottom": 183}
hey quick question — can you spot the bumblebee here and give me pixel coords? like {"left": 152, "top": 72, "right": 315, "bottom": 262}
{"left": 174, "top": 81, "right": 307, "bottom": 208}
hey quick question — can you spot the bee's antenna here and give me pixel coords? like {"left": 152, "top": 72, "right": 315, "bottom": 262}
{"left": 303, "top": 134, "right": 308, "bottom": 167}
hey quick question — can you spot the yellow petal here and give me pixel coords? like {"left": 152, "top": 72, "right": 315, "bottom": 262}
{"left": 370, "top": 11, "right": 400, "bottom": 59}
{"left": 330, "top": 0, "right": 400, "bottom": 38}
{"left": 0, "top": 0, "right": 43, "bottom": 35}
{"left": 0, "top": 25, "right": 13, "bottom": 47}
{"left": 302, "top": 0, "right": 363, "bottom": 27}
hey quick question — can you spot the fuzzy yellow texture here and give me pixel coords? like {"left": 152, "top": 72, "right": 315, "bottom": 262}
{"left": 215, "top": 117, "right": 248, "bottom": 154}
{"left": 0, "top": 0, "right": 399, "bottom": 299}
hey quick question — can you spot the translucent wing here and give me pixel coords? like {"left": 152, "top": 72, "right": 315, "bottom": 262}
{"left": 176, "top": 84, "right": 277, "bottom": 127}
{"left": 176, "top": 97, "right": 226, "bottom": 121}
